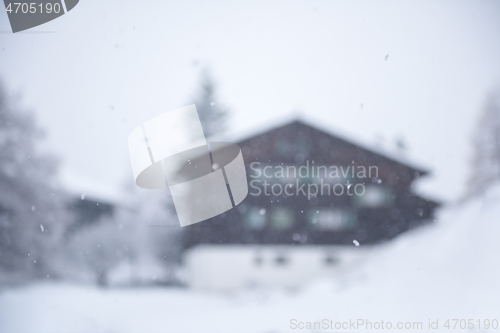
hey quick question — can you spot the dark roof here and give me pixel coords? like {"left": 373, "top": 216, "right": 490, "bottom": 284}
{"left": 232, "top": 118, "right": 430, "bottom": 176}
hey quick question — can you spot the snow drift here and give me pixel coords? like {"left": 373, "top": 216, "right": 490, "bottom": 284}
{"left": 0, "top": 185, "right": 499, "bottom": 332}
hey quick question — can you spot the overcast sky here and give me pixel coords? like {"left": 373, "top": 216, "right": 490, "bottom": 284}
{"left": 1, "top": 0, "right": 500, "bottom": 202}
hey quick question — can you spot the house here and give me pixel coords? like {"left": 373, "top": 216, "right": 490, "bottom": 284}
{"left": 65, "top": 196, "right": 114, "bottom": 236}
{"left": 182, "top": 118, "right": 440, "bottom": 291}
{"left": 58, "top": 169, "right": 120, "bottom": 235}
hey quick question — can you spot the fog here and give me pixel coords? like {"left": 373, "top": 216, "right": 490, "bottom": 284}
{"left": 1, "top": 0, "right": 499, "bottom": 201}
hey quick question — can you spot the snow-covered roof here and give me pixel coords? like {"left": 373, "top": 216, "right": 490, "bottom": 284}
{"left": 57, "top": 167, "right": 127, "bottom": 204}
{"left": 213, "top": 113, "right": 431, "bottom": 174}
{"left": 57, "top": 114, "right": 433, "bottom": 205}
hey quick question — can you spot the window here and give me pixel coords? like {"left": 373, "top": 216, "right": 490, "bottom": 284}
{"left": 275, "top": 254, "right": 289, "bottom": 266}
{"left": 253, "top": 256, "right": 263, "bottom": 266}
{"left": 324, "top": 255, "right": 340, "bottom": 265}
{"left": 354, "top": 185, "right": 393, "bottom": 207}
{"left": 250, "top": 165, "right": 264, "bottom": 179}
{"left": 308, "top": 209, "right": 356, "bottom": 230}
{"left": 270, "top": 207, "right": 295, "bottom": 230}
{"left": 244, "top": 207, "right": 266, "bottom": 230}
{"left": 274, "top": 138, "right": 295, "bottom": 156}
{"left": 274, "top": 137, "right": 311, "bottom": 156}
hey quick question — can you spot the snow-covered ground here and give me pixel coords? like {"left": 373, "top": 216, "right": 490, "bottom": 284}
{"left": 1, "top": 186, "right": 499, "bottom": 333}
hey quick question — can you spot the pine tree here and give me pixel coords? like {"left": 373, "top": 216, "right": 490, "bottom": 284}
{"left": 0, "top": 79, "right": 68, "bottom": 281}
{"left": 191, "top": 70, "right": 228, "bottom": 138}
{"left": 468, "top": 88, "right": 500, "bottom": 197}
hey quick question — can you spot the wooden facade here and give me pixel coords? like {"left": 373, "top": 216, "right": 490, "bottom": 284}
{"left": 182, "top": 120, "right": 439, "bottom": 249}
